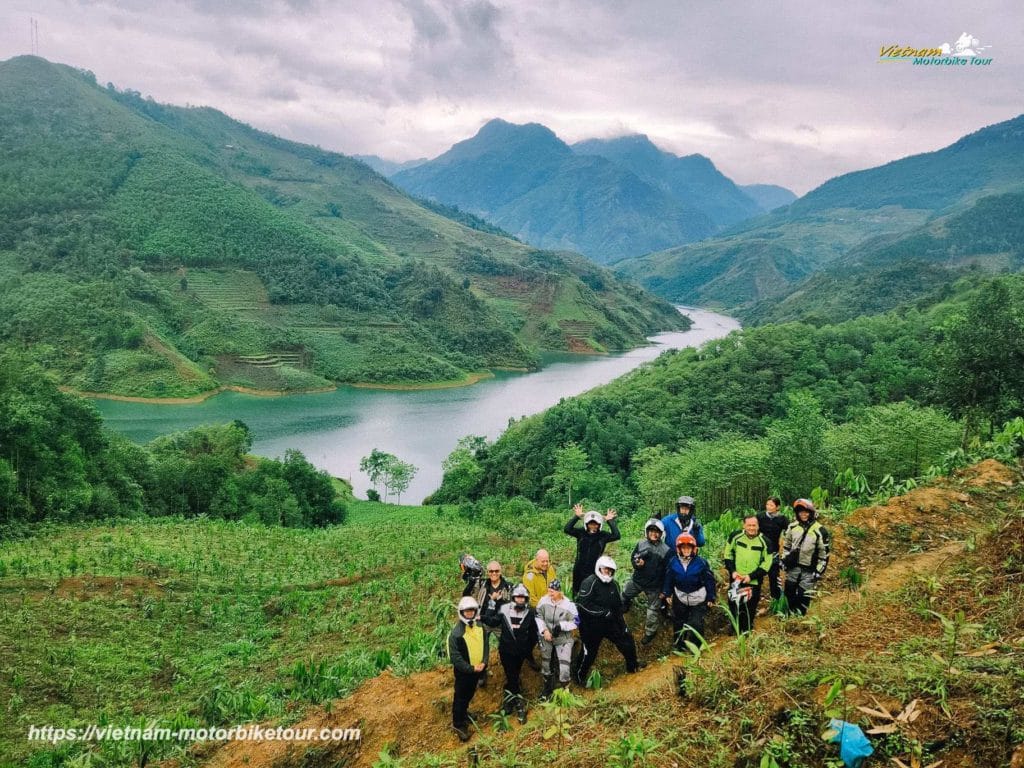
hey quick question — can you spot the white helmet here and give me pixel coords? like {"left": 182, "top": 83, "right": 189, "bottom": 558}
{"left": 644, "top": 518, "right": 666, "bottom": 538}
{"left": 457, "top": 596, "right": 479, "bottom": 624}
{"left": 583, "top": 511, "right": 603, "bottom": 529}
{"left": 595, "top": 555, "right": 617, "bottom": 583}
{"left": 511, "top": 583, "right": 529, "bottom": 607}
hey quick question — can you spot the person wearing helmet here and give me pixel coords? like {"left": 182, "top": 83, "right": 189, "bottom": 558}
{"left": 574, "top": 556, "right": 641, "bottom": 685}
{"left": 459, "top": 553, "right": 488, "bottom": 606}
{"left": 661, "top": 533, "right": 717, "bottom": 651}
{"left": 447, "top": 596, "right": 490, "bottom": 741}
{"left": 661, "top": 496, "right": 706, "bottom": 555}
{"left": 484, "top": 583, "right": 538, "bottom": 723}
{"left": 756, "top": 497, "right": 790, "bottom": 607}
{"left": 564, "top": 503, "right": 621, "bottom": 598}
{"left": 534, "top": 579, "right": 578, "bottom": 699}
{"left": 781, "top": 499, "right": 831, "bottom": 616}
{"left": 622, "top": 518, "right": 670, "bottom": 645}
{"left": 722, "top": 515, "right": 772, "bottom": 634}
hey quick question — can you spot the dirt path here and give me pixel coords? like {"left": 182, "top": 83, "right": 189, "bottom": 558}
{"left": 195, "top": 462, "right": 1019, "bottom": 768}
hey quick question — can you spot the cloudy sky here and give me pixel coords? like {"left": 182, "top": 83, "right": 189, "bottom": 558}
{"left": 1, "top": 0, "right": 1020, "bottom": 194}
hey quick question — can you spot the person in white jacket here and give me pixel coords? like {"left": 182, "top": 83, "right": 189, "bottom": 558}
{"left": 534, "top": 579, "right": 577, "bottom": 698}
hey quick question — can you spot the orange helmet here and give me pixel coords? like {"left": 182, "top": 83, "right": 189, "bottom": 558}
{"left": 675, "top": 533, "right": 698, "bottom": 550}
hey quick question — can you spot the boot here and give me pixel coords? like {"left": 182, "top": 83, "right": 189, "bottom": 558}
{"left": 539, "top": 675, "right": 554, "bottom": 701}
{"left": 516, "top": 698, "right": 527, "bottom": 724}
{"left": 500, "top": 693, "right": 514, "bottom": 715}
{"left": 641, "top": 632, "right": 657, "bottom": 645}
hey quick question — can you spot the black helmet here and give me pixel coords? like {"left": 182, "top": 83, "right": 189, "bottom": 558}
{"left": 459, "top": 553, "right": 482, "bottom": 580}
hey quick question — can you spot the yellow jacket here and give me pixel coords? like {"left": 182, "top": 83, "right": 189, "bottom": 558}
{"left": 522, "top": 558, "right": 557, "bottom": 607}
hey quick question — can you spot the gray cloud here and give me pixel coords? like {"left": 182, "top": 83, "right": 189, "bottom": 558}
{"left": 0, "top": 0, "right": 1019, "bottom": 193}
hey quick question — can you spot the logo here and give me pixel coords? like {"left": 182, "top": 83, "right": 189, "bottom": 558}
{"left": 879, "top": 32, "right": 993, "bottom": 66}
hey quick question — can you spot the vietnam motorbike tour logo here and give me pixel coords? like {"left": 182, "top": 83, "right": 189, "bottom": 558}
{"left": 879, "top": 32, "right": 993, "bottom": 66}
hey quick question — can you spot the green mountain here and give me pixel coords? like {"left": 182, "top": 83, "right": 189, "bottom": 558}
{"left": 615, "top": 114, "right": 1024, "bottom": 310}
{"left": 745, "top": 190, "right": 1024, "bottom": 325}
{"left": 353, "top": 154, "right": 427, "bottom": 176}
{"left": 0, "top": 56, "right": 686, "bottom": 398}
{"left": 740, "top": 183, "right": 797, "bottom": 212}
{"left": 392, "top": 119, "right": 718, "bottom": 263}
{"left": 571, "top": 135, "right": 763, "bottom": 226}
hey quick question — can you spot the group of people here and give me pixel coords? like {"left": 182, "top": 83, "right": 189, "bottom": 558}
{"left": 446, "top": 496, "right": 831, "bottom": 741}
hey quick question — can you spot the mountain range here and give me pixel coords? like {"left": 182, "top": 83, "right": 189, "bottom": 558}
{"left": 0, "top": 56, "right": 685, "bottom": 399}
{"left": 390, "top": 119, "right": 792, "bottom": 263}
{"left": 615, "top": 113, "right": 1024, "bottom": 314}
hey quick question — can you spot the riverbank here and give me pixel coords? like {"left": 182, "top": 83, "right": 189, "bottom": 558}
{"left": 94, "top": 308, "right": 739, "bottom": 500}
{"left": 63, "top": 383, "right": 338, "bottom": 405}
{"left": 68, "top": 371, "right": 499, "bottom": 404}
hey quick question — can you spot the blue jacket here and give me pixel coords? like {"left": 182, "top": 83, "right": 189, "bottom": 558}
{"left": 661, "top": 555, "right": 716, "bottom": 603}
{"left": 661, "top": 512, "right": 706, "bottom": 548}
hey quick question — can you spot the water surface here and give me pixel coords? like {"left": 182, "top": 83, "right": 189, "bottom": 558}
{"left": 96, "top": 308, "right": 739, "bottom": 501}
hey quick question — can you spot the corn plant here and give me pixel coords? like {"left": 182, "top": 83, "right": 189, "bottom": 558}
{"left": 609, "top": 731, "right": 661, "bottom": 768}
{"left": 540, "top": 687, "right": 582, "bottom": 753}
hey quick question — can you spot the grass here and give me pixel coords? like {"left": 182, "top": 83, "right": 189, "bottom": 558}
{"left": 0, "top": 500, "right": 575, "bottom": 766}
{"left": 1, "top": 469, "right": 1021, "bottom": 767}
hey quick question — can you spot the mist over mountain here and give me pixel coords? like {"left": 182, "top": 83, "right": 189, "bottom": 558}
{"left": 571, "top": 134, "right": 765, "bottom": 226}
{"left": 393, "top": 119, "right": 723, "bottom": 263}
{"left": 615, "top": 114, "right": 1024, "bottom": 311}
{"left": 352, "top": 154, "right": 428, "bottom": 177}
{"left": 740, "top": 184, "right": 797, "bottom": 212}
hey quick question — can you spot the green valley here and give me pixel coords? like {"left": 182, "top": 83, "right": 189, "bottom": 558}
{"left": 0, "top": 56, "right": 685, "bottom": 399}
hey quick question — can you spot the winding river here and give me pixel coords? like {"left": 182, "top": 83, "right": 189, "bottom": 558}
{"left": 96, "top": 308, "right": 739, "bottom": 501}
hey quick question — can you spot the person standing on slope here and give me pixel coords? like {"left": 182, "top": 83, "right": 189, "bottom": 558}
{"left": 722, "top": 515, "right": 772, "bottom": 634}
{"left": 622, "top": 518, "right": 670, "bottom": 645}
{"left": 781, "top": 498, "right": 831, "bottom": 616}
{"left": 661, "top": 533, "right": 717, "bottom": 651}
{"left": 485, "top": 583, "right": 538, "bottom": 723}
{"left": 564, "top": 503, "right": 620, "bottom": 598}
{"left": 756, "top": 496, "right": 790, "bottom": 608}
{"left": 661, "top": 496, "right": 706, "bottom": 552}
{"left": 535, "top": 579, "right": 578, "bottom": 699}
{"left": 522, "top": 549, "right": 557, "bottom": 608}
{"left": 574, "top": 556, "right": 641, "bottom": 685}
{"left": 459, "top": 553, "right": 487, "bottom": 606}
{"left": 447, "top": 596, "right": 489, "bottom": 741}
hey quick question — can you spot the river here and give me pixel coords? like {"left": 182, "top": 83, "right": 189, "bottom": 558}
{"left": 95, "top": 308, "right": 739, "bottom": 502}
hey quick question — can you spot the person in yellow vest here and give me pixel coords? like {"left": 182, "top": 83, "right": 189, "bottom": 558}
{"left": 447, "top": 596, "right": 489, "bottom": 741}
{"left": 522, "top": 549, "right": 557, "bottom": 607}
{"left": 722, "top": 515, "right": 773, "bottom": 634}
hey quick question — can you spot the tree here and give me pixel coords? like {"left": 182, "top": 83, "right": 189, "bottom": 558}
{"left": 359, "top": 449, "right": 417, "bottom": 503}
{"left": 765, "top": 391, "right": 830, "bottom": 500}
{"left": 359, "top": 449, "right": 394, "bottom": 498}
{"left": 385, "top": 459, "right": 417, "bottom": 504}
{"left": 547, "top": 442, "right": 589, "bottom": 507}
{"left": 935, "top": 278, "right": 1024, "bottom": 439}
{"left": 434, "top": 436, "right": 488, "bottom": 502}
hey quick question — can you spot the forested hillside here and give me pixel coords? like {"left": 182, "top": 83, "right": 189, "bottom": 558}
{"left": 0, "top": 352, "right": 345, "bottom": 527}
{"left": 434, "top": 275, "right": 1024, "bottom": 514}
{"left": 0, "top": 56, "right": 684, "bottom": 397}
{"left": 614, "top": 114, "right": 1024, "bottom": 309}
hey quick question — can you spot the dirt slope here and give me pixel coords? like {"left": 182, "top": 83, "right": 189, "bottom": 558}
{"left": 192, "top": 460, "right": 1022, "bottom": 768}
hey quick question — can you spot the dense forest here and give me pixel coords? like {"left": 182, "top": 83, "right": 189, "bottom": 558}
{"left": 0, "top": 353, "right": 345, "bottom": 528}
{"left": 432, "top": 275, "right": 1024, "bottom": 514}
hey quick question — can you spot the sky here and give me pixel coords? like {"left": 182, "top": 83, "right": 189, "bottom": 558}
{"left": 1, "top": 0, "right": 1020, "bottom": 194}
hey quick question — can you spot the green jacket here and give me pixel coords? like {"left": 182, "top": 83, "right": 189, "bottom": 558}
{"left": 722, "top": 531, "right": 772, "bottom": 586}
